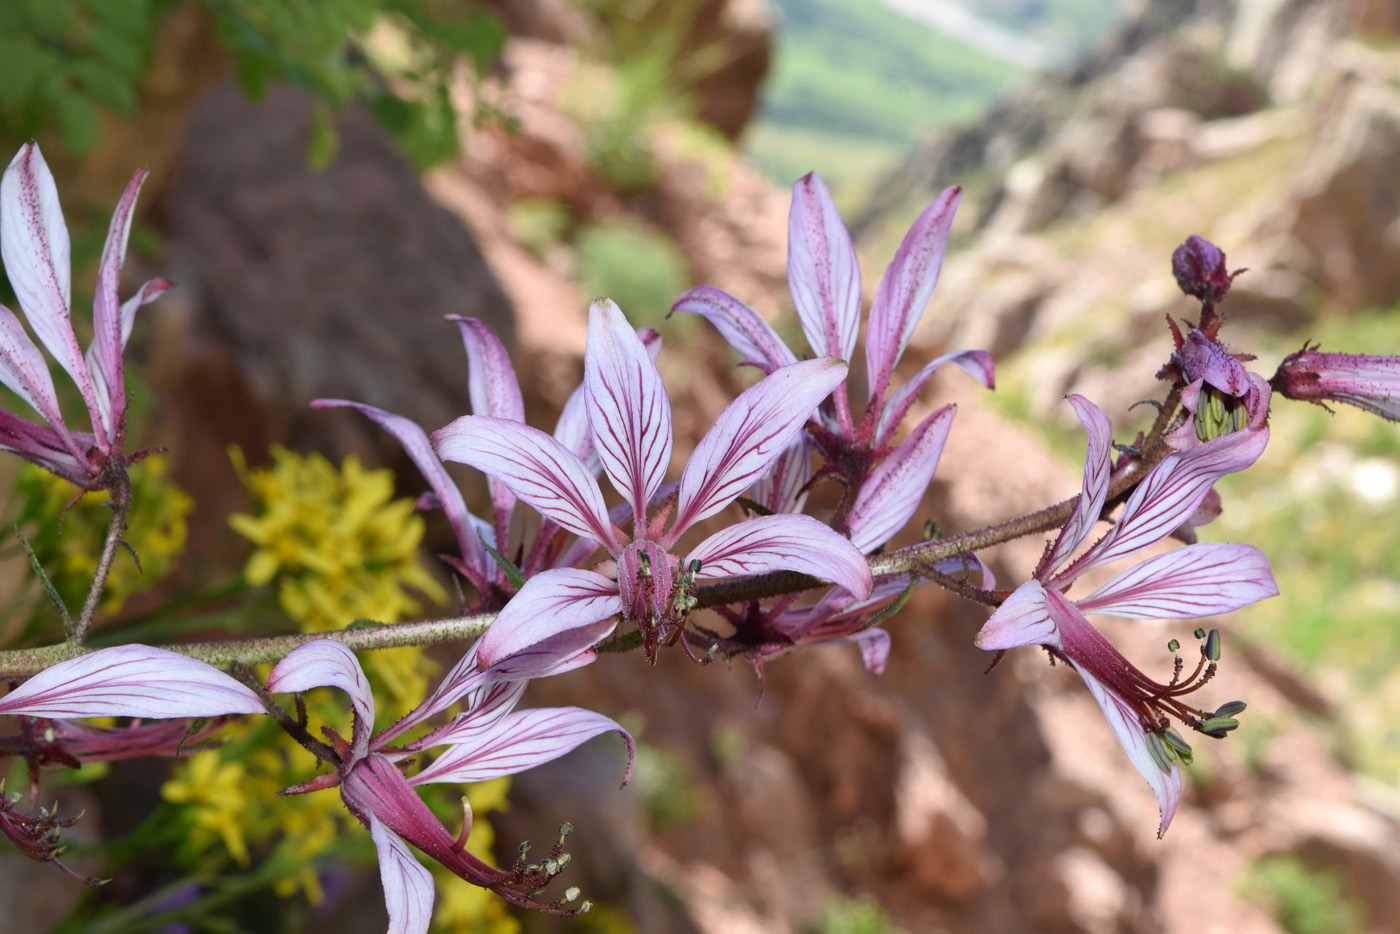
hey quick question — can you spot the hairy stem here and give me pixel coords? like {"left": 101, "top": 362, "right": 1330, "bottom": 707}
{"left": 71, "top": 468, "right": 133, "bottom": 645}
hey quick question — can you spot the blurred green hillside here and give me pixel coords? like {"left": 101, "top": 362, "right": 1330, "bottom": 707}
{"left": 746, "top": 0, "right": 1128, "bottom": 204}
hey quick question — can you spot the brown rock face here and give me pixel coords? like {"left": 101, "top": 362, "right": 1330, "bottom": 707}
{"left": 154, "top": 80, "right": 512, "bottom": 551}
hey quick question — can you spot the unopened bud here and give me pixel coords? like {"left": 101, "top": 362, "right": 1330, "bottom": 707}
{"left": 688, "top": 559, "right": 702, "bottom": 574}
{"left": 1162, "top": 727, "right": 1194, "bottom": 765}
{"left": 1204, "top": 628, "right": 1222, "bottom": 662}
{"left": 1212, "top": 700, "right": 1247, "bottom": 718}
{"left": 1146, "top": 731, "right": 1176, "bottom": 774}
{"left": 1199, "top": 716, "right": 1240, "bottom": 737}
{"left": 1167, "top": 638, "right": 1181, "bottom": 653}
{"left": 1193, "top": 627, "right": 1207, "bottom": 640}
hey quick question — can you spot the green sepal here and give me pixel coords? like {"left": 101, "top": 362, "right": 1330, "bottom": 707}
{"left": 479, "top": 531, "right": 527, "bottom": 590}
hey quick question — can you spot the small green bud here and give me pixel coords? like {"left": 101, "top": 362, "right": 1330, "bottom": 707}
{"left": 1167, "top": 638, "right": 1181, "bottom": 653}
{"left": 1146, "top": 731, "right": 1176, "bottom": 774}
{"left": 1162, "top": 727, "right": 1194, "bottom": 765}
{"left": 1199, "top": 716, "right": 1240, "bottom": 737}
{"left": 1212, "top": 700, "right": 1247, "bottom": 718}
{"left": 1193, "top": 627, "right": 1207, "bottom": 640}
{"left": 688, "top": 558, "right": 702, "bottom": 574}
{"left": 518, "top": 841, "right": 532, "bottom": 859}
{"left": 1204, "top": 628, "right": 1222, "bottom": 662}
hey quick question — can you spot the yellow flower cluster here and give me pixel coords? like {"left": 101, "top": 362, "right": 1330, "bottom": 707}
{"left": 229, "top": 444, "right": 446, "bottom": 626}
{"left": 15, "top": 455, "right": 192, "bottom": 613}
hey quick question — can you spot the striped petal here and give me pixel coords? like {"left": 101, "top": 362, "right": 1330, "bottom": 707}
{"left": 477, "top": 568, "right": 620, "bottom": 670}
{"left": 687, "top": 513, "right": 872, "bottom": 599}
{"left": 434, "top": 415, "right": 616, "bottom": 551}
{"left": 876, "top": 348, "right": 995, "bottom": 446}
{"left": 0, "top": 645, "right": 264, "bottom": 720}
{"left": 670, "top": 286, "right": 798, "bottom": 373}
{"left": 410, "top": 706, "right": 635, "bottom": 787}
{"left": 1076, "top": 543, "right": 1277, "bottom": 618}
{"left": 671, "top": 357, "right": 847, "bottom": 536}
{"left": 267, "top": 640, "right": 376, "bottom": 759}
{"left": 86, "top": 166, "right": 148, "bottom": 442}
{"left": 848, "top": 404, "right": 955, "bottom": 553}
{"left": 865, "top": 186, "right": 961, "bottom": 404}
{"left": 450, "top": 316, "right": 524, "bottom": 543}
{"left": 1042, "top": 395, "right": 1114, "bottom": 575}
{"left": 1075, "top": 658, "right": 1182, "bottom": 838}
{"left": 585, "top": 298, "right": 672, "bottom": 528}
{"left": 0, "top": 302, "right": 66, "bottom": 433}
{"left": 748, "top": 432, "right": 813, "bottom": 516}
{"left": 787, "top": 172, "right": 860, "bottom": 361}
{"left": 1, "top": 144, "right": 98, "bottom": 434}
{"left": 1059, "top": 425, "right": 1269, "bottom": 582}
{"left": 369, "top": 816, "right": 435, "bottom": 934}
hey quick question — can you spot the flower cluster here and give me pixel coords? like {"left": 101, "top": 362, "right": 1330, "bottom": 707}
{"left": 8, "top": 142, "right": 1400, "bottom": 934}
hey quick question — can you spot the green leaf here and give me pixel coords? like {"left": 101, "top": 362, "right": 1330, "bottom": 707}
{"left": 54, "top": 89, "right": 99, "bottom": 152}
{"left": 69, "top": 60, "right": 136, "bottom": 111}
{"left": 14, "top": 523, "right": 75, "bottom": 637}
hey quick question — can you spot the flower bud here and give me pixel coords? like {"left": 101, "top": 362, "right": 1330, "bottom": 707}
{"left": 1270, "top": 345, "right": 1400, "bottom": 422}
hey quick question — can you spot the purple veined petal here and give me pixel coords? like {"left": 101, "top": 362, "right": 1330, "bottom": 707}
{"left": 865, "top": 186, "right": 961, "bottom": 404}
{"left": 1074, "top": 661, "right": 1182, "bottom": 837}
{"left": 1059, "top": 425, "right": 1269, "bottom": 582}
{"left": 1075, "top": 542, "right": 1277, "bottom": 618}
{"left": 670, "top": 286, "right": 798, "bottom": 373}
{"left": 1, "top": 144, "right": 100, "bottom": 439}
{"left": 450, "top": 316, "right": 524, "bottom": 543}
{"left": 434, "top": 415, "right": 617, "bottom": 552}
{"left": 0, "top": 302, "right": 67, "bottom": 432}
{"left": 974, "top": 580, "right": 1058, "bottom": 651}
{"left": 1041, "top": 395, "right": 1115, "bottom": 576}
{"left": 670, "top": 357, "right": 848, "bottom": 537}
{"left": 585, "top": 299, "right": 673, "bottom": 529}
{"left": 0, "top": 645, "right": 264, "bottom": 719}
{"left": 480, "top": 620, "right": 611, "bottom": 681}
{"left": 847, "top": 404, "right": 955, "bottom": 553}
{"left": 554, "top": 380, "right": 601, "bottom": 476}
{"left": 0, "top": 408, "right": 94, "bottom": 483}
{"left": 1174, "top": 329, "right": 1252, "bottom": 395}
{"left": 787, "top": 172, "right": 861, "bottom": 362}
{"left": 368, "top": 815, "right": 435, "bottom": 934}
{"left": 555, "top": 327, "right": 659, "bottom": 478}
{"left": 926, "top": 551, "right": 996, "bottom": 590}
{"left": 687, "top": 513, "right": 872, "bottom": 599}
{"left": 477, "top": 568, "right": 620, "bottom": 669}
{"left": 316, "top": 399, "right": 492, "bottom": 586}
{"left": 398, "top": 679, "right": 527, "bottom": 756}
{"left": 748, "top": 432, "right": 813, "bottom": 516}
{"left": 87, "top": 277, "right": 173, "bottom": 442}
{"left": 410, "top": 706, "right": 635, "bottom": 787}
{"left": 267, "top": 640, "right": 375, "bottom": 760}
{"left": 118, "top": 277, "right": 171, "bottom": 349}
{"left": 849, "top": 628, "right": 891, "bottom": 675}
{"left": 86, "top": 166, "right": 148, "bottom": 442}
{"left": 876, "top": 348, "right": 995, "bottom": 446}
{"left": 448, "top": 316, "right": 525, "bottom": 423}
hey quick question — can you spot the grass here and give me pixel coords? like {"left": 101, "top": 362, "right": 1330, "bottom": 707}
{"left": 746, "top": 0, "right": 1027, "bottom": 199}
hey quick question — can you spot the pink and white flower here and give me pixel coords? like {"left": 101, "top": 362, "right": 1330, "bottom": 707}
{"left": 266, "top": 633, "right": 632, "bottom": 930}
{"left": 0, "top": 143, "right": 170, "bottom": 484}
{"left": 1270, "top": 343, "right": 1400, "bottom": 422}
{"left": 314, "top": 319, "right": 658, "bottom": 605}
{"left": 434, "top": 298, "right": 872, "bottom": 666}
{"left": 0, "top": 646, "right": 265, "bottom": 878}
{"left": 975, "top": 395, "right": 1277, "bottom": 836}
